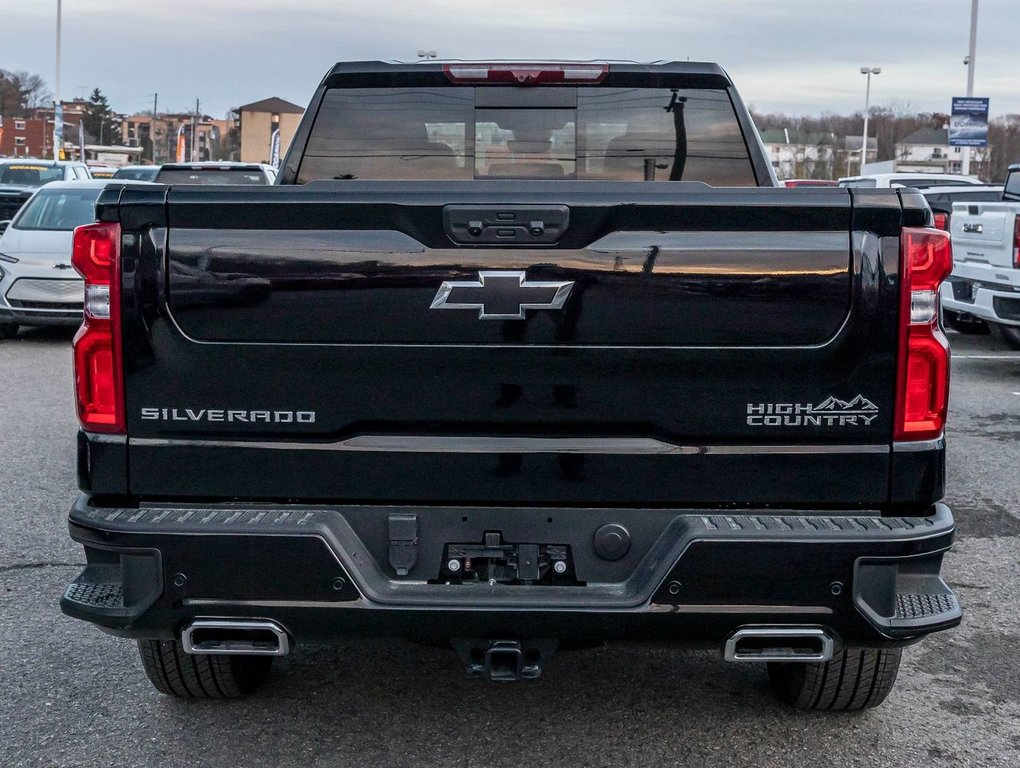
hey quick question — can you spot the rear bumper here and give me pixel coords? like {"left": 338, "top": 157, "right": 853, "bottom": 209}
{"left": 0, "top": 274, "right": 83, "bottom": 327}
{"left": 0, "top": 306, "right": 81, "bottom": 327}
{"left": 61, "top": 495, "right": 961, "bottom": 649}
{"left": 941, "top": 275, "right": 1020, "bottom": 327}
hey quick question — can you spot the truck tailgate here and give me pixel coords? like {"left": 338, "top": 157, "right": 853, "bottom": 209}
{"left": 118, "top": 183, "right": 904, "bottom": 506}
{"left": 951, "top": 202, "right": 1015, "bottom": 268}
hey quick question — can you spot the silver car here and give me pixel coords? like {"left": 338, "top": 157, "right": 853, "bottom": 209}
{"left": 0, "top": 180, "right": 119, "bottom": 337}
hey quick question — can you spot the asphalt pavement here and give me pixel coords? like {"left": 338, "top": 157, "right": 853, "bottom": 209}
{"left": 1, "top": 326, "right": 1018, "bottom": 768}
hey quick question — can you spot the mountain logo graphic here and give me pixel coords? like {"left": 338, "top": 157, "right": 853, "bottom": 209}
{"left": 812, "top": 396, "right": 879, "bottom": 413}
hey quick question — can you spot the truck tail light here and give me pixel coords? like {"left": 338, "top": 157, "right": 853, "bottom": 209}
{"left": 932, "top": 212, "right": 948, "bottom": 231}
{"left": 71, "top": 221, "right": 124, "bottom": 434}
{"left": 895, "top": 227, "right": 952, "bottom": 441}
{"left": 1013, "top": 216, "right": 1020, "bottom": 269}
{"left": 443, "top": 63, "right": 608, "bottom": 84}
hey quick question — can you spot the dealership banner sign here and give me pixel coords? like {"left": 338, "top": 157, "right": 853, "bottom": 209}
{"left": 270, "top": 128, "right": 281, "bottom": 167}
{"left": 949, "top": 97, "right": 990, "bottom": 147}
{"left": 54, "top": 103, "right": 64, "bottom": 159}
{"left": 175, "top": 125, "right": 187, "bottom": 162}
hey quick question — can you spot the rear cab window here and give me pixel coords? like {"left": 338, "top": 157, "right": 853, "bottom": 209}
{"left": 155, "top": 168, "right": 269, "bottom": 185}
{"left": 1004, "top": 170, "right": 1020, "bottom": 201}
{"left": 297, "top": 83, "right": 757, "bottom": 186}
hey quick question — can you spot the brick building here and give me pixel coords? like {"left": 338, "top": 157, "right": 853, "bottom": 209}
{"left": 1, "top": 99, "right": 89, "bottom": 158}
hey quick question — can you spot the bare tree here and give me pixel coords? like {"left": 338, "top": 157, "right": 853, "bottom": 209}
{"left": 985, "top": 115, "right": 1020, "bottom": 182}
{"left": 0, "top": 70, "right": 51, "bottom": 116}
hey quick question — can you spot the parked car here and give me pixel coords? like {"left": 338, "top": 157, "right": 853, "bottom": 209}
{"left": 112, "top": 165, "right": 161, "bottom": 181}
{"left": 782, "top": 179, "right": 837, "bottom": 187}
{"left": 0, "top": 180, "right": 133, "bottom": 337}
{"left": 61, "top": 60, "right": 960, "bottom": 711}
{"left": 838, "top": 172, "right": 984, "bottom": 189}
{"left": 154, "top": 162, "right": 277, "bottom": 185}
{"left": 0, "top": 160, "right": 92, "bottom": 221}
{"left": 942, "top": 164, "right": 1020, "bottom": 347}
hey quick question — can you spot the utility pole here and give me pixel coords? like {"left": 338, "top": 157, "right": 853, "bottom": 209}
{"left": 191, "top": 98, "right": 199, "bottom": 162}
{"left": 962, "top": 0, "right": 979, "bottom": 177}
{"left": 151, "top": 93, "right": 158, "bottom": 163}
{"left": 859, "top": 67, "right": 881, "bottom": 175}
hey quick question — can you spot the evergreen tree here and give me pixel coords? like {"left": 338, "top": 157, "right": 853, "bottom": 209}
{"left": 82, "top": 88, "right": 122, "bottom": 145}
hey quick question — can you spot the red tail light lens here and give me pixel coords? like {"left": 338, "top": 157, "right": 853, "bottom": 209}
{"left": 443, "top": 63, "right": 608, "bottom": 84}
{"left": 932, "top": 212, "right": 948, "bottom": 231}
{"left": 895, "top": 227, "right": 952, "bottom": 441}
{"left": 71, "top": 221, "right": 124, "bottom": 434}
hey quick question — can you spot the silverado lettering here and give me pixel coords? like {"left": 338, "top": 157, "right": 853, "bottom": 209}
{"left": 140, "top": 408, "right": 317, "bottom": 423}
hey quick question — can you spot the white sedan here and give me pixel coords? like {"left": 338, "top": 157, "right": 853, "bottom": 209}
{"left": 0, "top": 180, "right": 119, "bottom": 338}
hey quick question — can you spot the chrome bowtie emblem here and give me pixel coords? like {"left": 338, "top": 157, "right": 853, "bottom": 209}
{"left": 430, "top": 271, "right": 574, "bottom": 320}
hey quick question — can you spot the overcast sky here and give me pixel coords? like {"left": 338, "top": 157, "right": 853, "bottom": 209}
{"left": 3, "top": 0, "right": 1018, "bottom": 120}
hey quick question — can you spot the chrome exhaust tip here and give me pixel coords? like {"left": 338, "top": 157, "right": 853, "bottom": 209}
{"left": 181, "top": 619, "right": 290, "bottom": 656}
{"left": 723, "top": 627, "right": 834, "bottom": 663}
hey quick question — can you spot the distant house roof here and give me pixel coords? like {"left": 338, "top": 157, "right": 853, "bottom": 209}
{"left": 898, "top": 127, "right": 948, "bottom": 146}
{"left": 236, "top": 97, "right": 304, "bottom": 115}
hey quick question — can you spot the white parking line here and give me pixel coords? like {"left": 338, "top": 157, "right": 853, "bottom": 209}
{"left": 954, "top": 355, "right": 1020, "bottom": 360}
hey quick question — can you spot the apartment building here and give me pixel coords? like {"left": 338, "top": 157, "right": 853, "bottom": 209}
{"left": 121, "top": 114, "right": 232, "bottom": 164}
{"left": 236, "top": 97, "right": 303, "bottom": 164}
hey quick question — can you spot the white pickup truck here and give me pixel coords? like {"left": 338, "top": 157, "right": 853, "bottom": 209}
{"left": 943, "top": 163, "right": 1020, "bottom": 348}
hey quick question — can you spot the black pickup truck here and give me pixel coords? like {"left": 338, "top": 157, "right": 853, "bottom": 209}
{"left": 61, "top": 61, "right": 960, "bottom": 709}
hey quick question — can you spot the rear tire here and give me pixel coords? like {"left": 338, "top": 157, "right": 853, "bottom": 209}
{"left": 995, "top": 324, "right": 1020, "bottom": 350}
{"left": 0, "top": 323, "right": 18, "bottom": 339}
{"left": 943, "top": 311, "right": 989, "bottom": 335}
{"left": 767, "top": 648, "right": 902, "bottom": 711}
{"left": 137, "top": 639, "right": 273, "bottom": 698}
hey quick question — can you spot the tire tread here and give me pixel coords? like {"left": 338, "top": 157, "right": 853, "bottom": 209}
{"left": 768, "top": 648, "right": 902, "bottom": 712}
{"left": 136, "top": 639, "right": 272, "bottom": 699}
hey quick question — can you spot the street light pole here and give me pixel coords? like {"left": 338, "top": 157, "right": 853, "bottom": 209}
{"left": 859, "top": 67, "right": 881, "bottom": 175}
{"left": 962, "top": 0, "right": 979, "bottom": 176}
{"left": 53, "top": 0, "right": 62, "bottom": 160}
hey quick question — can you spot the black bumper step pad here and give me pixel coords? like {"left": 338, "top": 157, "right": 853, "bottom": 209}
{"left": 60, "top": 559, "right": 162, "bottom": 627}
{"left": 896, "top": 592, "right": 958, "bottom": 620}
{"left": 65, "top": 581, "right": 124, "bottom": 609}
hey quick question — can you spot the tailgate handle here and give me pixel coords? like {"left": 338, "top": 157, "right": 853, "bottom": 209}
{"left": 443, "top": 205, "right": 569, "bottom": 245}
{"left": 962, "top": 223, "right": 983, "bottom": 233}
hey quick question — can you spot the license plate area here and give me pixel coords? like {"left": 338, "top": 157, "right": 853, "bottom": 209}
{"left": 950, "top": 278, "right": 976, "bottom": 302}
{"left": 432, "top": 531, "right": 583, "bottom": 586}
